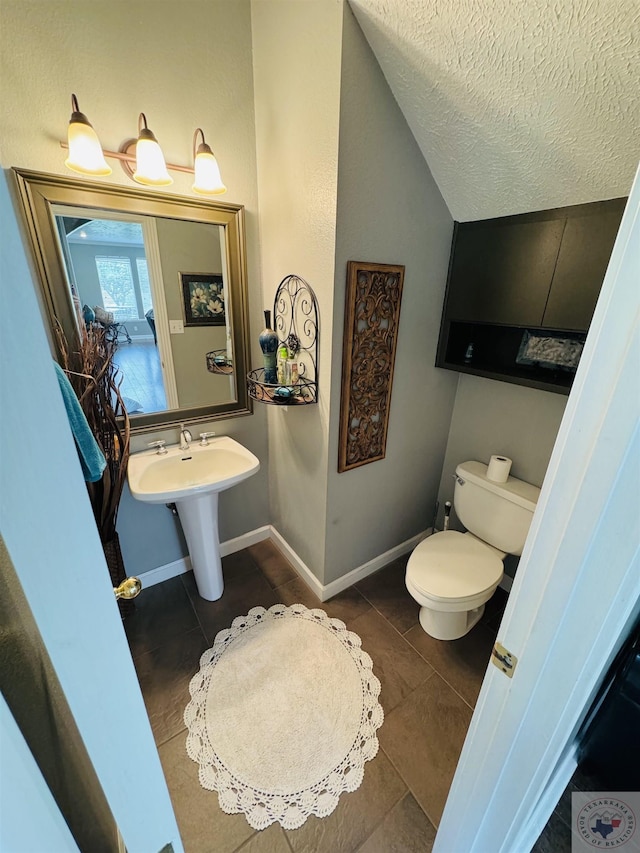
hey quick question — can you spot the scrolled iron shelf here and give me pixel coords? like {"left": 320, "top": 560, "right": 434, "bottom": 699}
{"left": 247, "top": 368, "right": 317, "bottom": 405}
{"left": 248, "top": 274, "right": 319, "bottom": 406}
{"left": 206, "top": 349, "right": 234, "bottom": 375}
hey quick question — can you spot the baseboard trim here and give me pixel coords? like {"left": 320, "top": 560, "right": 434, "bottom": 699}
{"left": 268, "top": 526, "right": 325, "bottom": 600}
{"left": 138, "top": 556, "right": 191, "bottom": 587}
{"left": 138, "top": 525, "right": 429, "bottom": 599}
{"left": 319, "top": 530, "right": 430, "bottom": 602}
{"left": 139, "top": 526, "right": 271, "bottom": 588}
{"left": 219, "top": 525, "right": 271, "bottom": 557}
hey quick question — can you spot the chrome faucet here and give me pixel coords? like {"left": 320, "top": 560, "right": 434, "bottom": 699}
{"left": 179, "top": 423, "right": 192, "bottom": 451}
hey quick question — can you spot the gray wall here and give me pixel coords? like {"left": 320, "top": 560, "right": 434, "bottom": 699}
{"left": 436, "top": 374, "right": 568, "bottom": 575}
{"left": 155, "top": 218, "right": 231, "bottom": 408}
{"left": 251, "top": 0, "right": 345, "bottom": 583}
{"left": 324, "top": 5, "right": 458, "bottom": 583}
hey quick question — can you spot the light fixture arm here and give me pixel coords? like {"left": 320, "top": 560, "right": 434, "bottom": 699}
{"left": 193, "top": 127, "right": 206, "bottom": 156}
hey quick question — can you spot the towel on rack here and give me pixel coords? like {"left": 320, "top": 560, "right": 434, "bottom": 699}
{"left": 53, "top": 362, "right": 106, "bottom": 482}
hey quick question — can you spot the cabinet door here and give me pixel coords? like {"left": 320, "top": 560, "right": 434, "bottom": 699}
{"left": 446, "top": 217, "right": 565, "bottom": 326}
{"left": 542, "top": 202, "right": 625, "bottom": 331}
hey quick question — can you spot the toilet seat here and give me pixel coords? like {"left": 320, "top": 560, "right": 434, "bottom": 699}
{"left": 406, "top": 530, "right": 503, "bottom": 602}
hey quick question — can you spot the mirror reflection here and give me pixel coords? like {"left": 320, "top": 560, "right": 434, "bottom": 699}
{"left": 13, "top": 169, "right": 251, "bottom": 431}
{"left": 53, "top": 208, "right": 235, "bottom": 415}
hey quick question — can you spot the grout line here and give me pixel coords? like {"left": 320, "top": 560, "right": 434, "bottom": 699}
{"left": 281, "top": 825, "right": 296, "bottom": 853}
{"left": 233, "top": 832, "right": 259, "bottom": 852}
{"left": 179, "top": 573, "right": 211, "bottom": 644}
{"left": 154, "top": 723, "right": 187, "bottom": 750}
{"left": 352, "top": 788, "right": 409, "bottom": 853}
{"left": 378, "top": 743, "right": 442, "bottom": 832}
{"left": 353, "top": 584, "right": 482, "bottom": 710}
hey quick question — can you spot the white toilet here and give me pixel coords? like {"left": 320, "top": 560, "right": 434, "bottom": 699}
{"left": 406, "top": 460, "right": 540, "bottom": 640}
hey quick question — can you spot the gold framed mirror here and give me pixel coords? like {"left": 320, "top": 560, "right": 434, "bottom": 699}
{"left": 13, "top": 168, "right": 252, "bottom": 432}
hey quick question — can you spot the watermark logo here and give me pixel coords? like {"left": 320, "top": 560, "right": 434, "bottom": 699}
{"left": 572, "top": 792, "right": 639, "bottom": 851}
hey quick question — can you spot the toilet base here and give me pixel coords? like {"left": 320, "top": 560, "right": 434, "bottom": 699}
{"left": 418, "top": 603, "right": 485, "bottom": 641}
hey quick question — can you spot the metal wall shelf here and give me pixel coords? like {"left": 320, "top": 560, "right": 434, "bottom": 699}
{"left": 206, "top": 349, "right": 234, "bottom": 375}
{"left": 248, "top": 274, "right": 319, "bottom": 406}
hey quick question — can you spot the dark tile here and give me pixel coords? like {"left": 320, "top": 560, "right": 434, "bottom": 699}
{"left": 404, "top": 620, "right": 496, "bottom": 708}
{"left": 275, "top": 576, "right": 371, "bottom": 627}
{"left": 237, "top": 825, "right": 292, "bottom": 852}
{"left": 356, "top": 558, "right": 420, "bottom": 635}
{"left": 181, "top": 571, "right": 232, "bottom": 642}
{"left": 358, "top": 792, "right": 436, "bottom": 853}
{"left": 571, "top": 760, "right": 608, "bottom": 792}
{"left": 482, "top": 587, "right": 509, "bottom": 632}
{"left": 134, "top": 627, "right": 208, "bottom": 746}
{"left": 248, "top": 540, "right": 297, "bottom": 588}
{"left": 349, "top": 609, "right": 434, "bottom": 714}
{"left": 285, "top": 749, "right": 406, "bottom": 853}
{"left": 182, "top": 568, "right": 280, "bottom": 646}
{"left": 378, "top": 674, "right": 473, "bottom": 827}
{"left": 158, "top": 730, "right": 254, "bottom": 853}
{"left": 222, "top": 549, "right": 261, "bottom": 580}
{"left": 216, "top": 571, "right": 281, "bottom": 635}
{"left": 125, "top": 575, "right": 199, "bottom": 658}
{"left": 532, "top": 808, "right": 573, "bottom": 853}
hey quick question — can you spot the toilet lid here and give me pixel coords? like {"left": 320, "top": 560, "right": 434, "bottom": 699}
{"left": 407, "top": 531, "right": 503, "bottom": 601}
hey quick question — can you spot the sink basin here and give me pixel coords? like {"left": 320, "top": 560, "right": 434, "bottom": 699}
{"left": 128, "top": 435, "right": 260, "bottom": 503}
{"left": 128, "top": 436, "right": 260, "bottom": 601}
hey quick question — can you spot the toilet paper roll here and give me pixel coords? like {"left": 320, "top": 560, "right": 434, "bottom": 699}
{"left": 487, "top": 455, "right": 512, "bottom": 483}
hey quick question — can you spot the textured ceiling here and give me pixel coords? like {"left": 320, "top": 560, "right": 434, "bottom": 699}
{"left": 349, "top": 0, "right": 640, "bottom": 221}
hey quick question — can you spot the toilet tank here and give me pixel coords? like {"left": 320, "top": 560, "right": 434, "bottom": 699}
{"left": 454, "top": 461, "right": 541, "bottom": 555}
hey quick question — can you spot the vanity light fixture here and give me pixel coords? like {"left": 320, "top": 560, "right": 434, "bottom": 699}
{"left": 64, "top": 94, "right": 112, "bottom": 177}
{"left": 60, "top": 94, "right": 226, "bottom": 194}
{"left": 131, "top": 113, "right": 172, "bottom": 186}
{"left": 192, "top": 128, "right": 226, "bottom": 195}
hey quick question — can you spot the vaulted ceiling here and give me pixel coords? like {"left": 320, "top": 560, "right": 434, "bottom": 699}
{"left": 349, "top": 0, "right": 639, "bottom": 221}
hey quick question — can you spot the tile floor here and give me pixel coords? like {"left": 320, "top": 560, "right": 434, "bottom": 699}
{"left": 113, "top": 339, "right": 167, "bottom": 413}
{"left": 124, "top": 541, "right": 571, "bottom": 853}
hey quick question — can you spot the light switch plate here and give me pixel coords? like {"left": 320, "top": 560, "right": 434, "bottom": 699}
{"left": 169, "top": 320, "right": 184, "bottom": 334}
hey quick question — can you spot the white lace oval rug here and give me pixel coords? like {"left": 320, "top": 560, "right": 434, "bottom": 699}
{"left": 184, "top": 603, "right": 383, "bottom": 830}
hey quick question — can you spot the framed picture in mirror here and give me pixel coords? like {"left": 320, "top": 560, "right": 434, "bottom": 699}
{"left": 180, "top": 272, "right": 226, "bottom": 326}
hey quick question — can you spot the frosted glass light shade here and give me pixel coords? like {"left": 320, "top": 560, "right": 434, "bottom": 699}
{"left": 65, "top": 117, "right": 111, "bottom": 176}
{"left": 133, "top": 129, "right": 172, "bottom": 186}
{"left": 193, "top": 149, "right": 226, "bottom": 195}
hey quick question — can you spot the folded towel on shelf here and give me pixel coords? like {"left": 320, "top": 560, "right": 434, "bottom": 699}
{"left": 53, "top": 362, "right": 106, "bottom": 483}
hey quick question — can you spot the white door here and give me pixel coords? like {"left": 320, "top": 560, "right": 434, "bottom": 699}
{"left": 1, "top": 694, "right": 80, "bottom": 853}
{"left": 435, "top": 166, "right": 640, "bottom": 851}
{"left": 0, "top": 170, "right": 183, "bottom": 852}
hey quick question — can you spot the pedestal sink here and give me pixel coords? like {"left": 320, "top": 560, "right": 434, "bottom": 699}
{"left": 127, "top": 436, "right": 260, "bottom": 600}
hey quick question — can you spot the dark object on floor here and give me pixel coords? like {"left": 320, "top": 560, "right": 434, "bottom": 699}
{"left": 104, "top": 321, "right": 132, "bottom": 345}
{"left": 146, "top": 308, "right": 157, "bottom": 344}
{"left": 578, "top": 618, "right": 640, "bottom": 790}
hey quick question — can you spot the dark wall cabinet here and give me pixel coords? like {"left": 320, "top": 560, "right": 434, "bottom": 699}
{"left": 436, "top": 197, "right": 626, "bottom": 394}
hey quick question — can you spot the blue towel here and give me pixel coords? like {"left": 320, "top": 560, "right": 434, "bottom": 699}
{"left": 53, "top": 362, "right": 107, "bottom": 482}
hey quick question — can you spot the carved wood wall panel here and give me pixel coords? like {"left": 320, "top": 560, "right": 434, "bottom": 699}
{"left": 338, "top": 261, "right": 405, "bottom": 472}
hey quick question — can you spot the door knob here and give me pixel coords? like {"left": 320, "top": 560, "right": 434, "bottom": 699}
{"left": 114, "top": 577, "right": 143, "bottom": 600}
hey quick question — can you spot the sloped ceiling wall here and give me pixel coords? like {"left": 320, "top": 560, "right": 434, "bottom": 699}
{"left": 349, "top": 0, "right": 639, "bottom": 221}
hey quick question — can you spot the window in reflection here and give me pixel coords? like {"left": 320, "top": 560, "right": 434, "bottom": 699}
{"left": 57, "top": 214, "right": 172, "bottom": 414}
